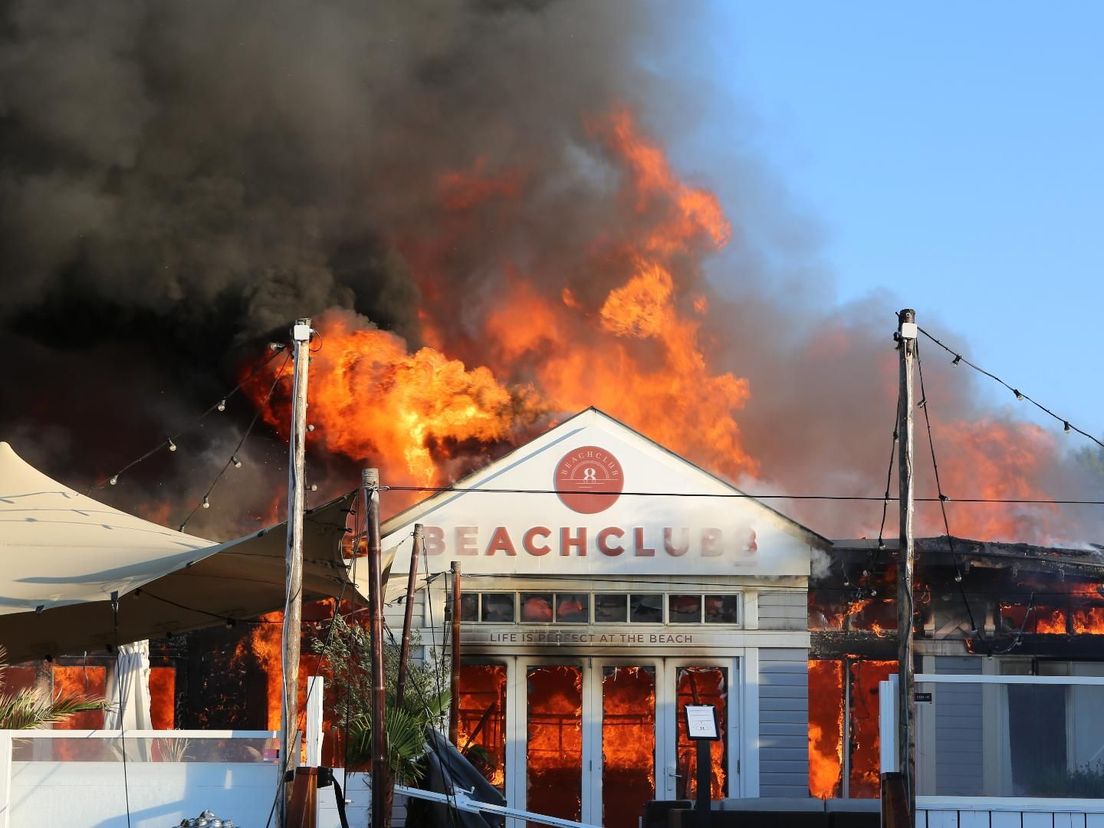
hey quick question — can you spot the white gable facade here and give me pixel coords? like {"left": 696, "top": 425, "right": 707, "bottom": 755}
{"left": 382, "top": 408, "right": 819, "bottom": 821}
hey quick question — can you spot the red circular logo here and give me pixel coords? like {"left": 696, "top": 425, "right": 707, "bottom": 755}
{"left": 554, "top": 445, "right": 624, "bottom": 514}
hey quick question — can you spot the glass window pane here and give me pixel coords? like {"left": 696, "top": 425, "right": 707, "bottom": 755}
{"left": 668, "top": 595, "right": 701, "bottom": 623}
{"left": 675, "top": 667, "right": 727, "bottom": 799}
{"left": 458, "top": 663, "right": 508, "bottom": 791}
{"left": 630, "top": 594, "right": 662, "bottom": 623}
{"left": 527, "top": 666, "right": 582, "bottom": 826}
{"left": 521, "top": 593, "right": 554, "bottom": 623}
{"left": 603, "top": 666, "right": 656, "bottom": 828}
{"left": 481, "top": 594, "right": 515, "bottom": 622}
{"left": 808, "top": 660, "right": 844, "bottom": 799}
{"left": 460, "top": 593, "right": 479, "bottom": 622}
{"left": 595, "top": 594, "right": 628, "bottom": 623}
{"left": 705, "top": 595, "right": 739, "bottom": 624}
{"left": 848, "top": 660, "right": 896, "bottom": 797}
{"left": 556, "top": 593, "right": 589, "bottom": 623}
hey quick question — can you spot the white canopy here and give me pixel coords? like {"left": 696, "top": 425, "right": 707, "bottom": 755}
{"left": 0, "top": 441, "right": 363, "bottom": 663}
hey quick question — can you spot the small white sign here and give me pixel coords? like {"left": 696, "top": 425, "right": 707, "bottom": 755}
{"left": 684, "top": 705, "right": 719, "bottom": 740}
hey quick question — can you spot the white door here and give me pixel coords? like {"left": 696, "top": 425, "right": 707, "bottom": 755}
{"left": 658, "top": 659, "right": 739, "bottom": 803}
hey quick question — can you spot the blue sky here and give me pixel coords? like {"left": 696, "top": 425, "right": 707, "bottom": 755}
{"left": 673, "top": 3, "right": 1104, "bottom": 443}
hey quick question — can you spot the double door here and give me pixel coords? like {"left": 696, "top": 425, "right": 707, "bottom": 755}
{"left": 457, "top": 656, "right": 739, "bottom": 828}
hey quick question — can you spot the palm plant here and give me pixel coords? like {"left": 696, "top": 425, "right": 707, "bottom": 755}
{"left": 311, "top": 614, "right": 449, "bottom": 783}
{"left": 0, "top": 647, "right": 104, "bottom": 729}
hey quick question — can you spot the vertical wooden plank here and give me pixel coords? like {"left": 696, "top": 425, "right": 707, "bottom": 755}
{"left": 1084, "top": 815, "right": 1104, "bottom": 828}
{"left": 916, "top": 809, "right": 927, "bottom": 828}
{"left": 1024, "top": 814, "right": 1053, "bottom": 828}
{"left": 1053, "top": 813, "right": 1074, "bottom": 828}
{"left": 992, "top": 812, "right": 1022, "bottom": 828}
{"left": 961, "top": 811, "right": 990, "bottom": 828}
{"left": 928, "top": 810, "right": 958, "bottom": 828}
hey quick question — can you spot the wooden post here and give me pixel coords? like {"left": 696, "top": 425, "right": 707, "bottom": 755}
{"left": 362, "top": 469, "right": 387, "bottom": 828}
{"left": 896, "top": 308, "right": 917, "bottom": 825}
{"left": 281, "top": 317, "right": 312, "bottom": 827}
{"left": 395, "top": 525, "right": 423, "bottom": 708}
{"left": 449, "top": 561, "right": 461, "bottom": 746}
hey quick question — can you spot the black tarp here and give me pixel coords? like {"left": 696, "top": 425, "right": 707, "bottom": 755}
{"left": 405, "top": 730, "right": 507, "bottom": 828}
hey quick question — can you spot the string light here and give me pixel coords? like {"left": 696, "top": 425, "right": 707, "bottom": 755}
{"left": 178, "top": 352, "right": 293, "bottom": 531}
{"left": 95, "top": 342, "right": 289, "bottom": 489}
{"left": 919, "top": 325, "right": 1104, "bottom": 451}
{"left": 916, "top": 341, "right": 990, "bottom": 655}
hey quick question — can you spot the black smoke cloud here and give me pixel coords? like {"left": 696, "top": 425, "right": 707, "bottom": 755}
{"left": 1, "top": 1, "right": 1100, "bottom": 544}
{"left": 0, "top": 0, "right": 662, "bottom": 531}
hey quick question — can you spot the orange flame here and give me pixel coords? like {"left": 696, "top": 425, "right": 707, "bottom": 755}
{"left": 927, "top": 420, "right": 1059, "bottom": 541}
{"left": 849, "top": 660, "right": 896, "bottom": 798}
{"left": 236, "top": 612, "right": 284, "bottom": 731}
{"left": 149, "top": 666, "right": 175, "bottom": 729}
{"left": 245, "top": 107, "right": 757, "bottom": 486}
{"left": 808, "top": 660, "right": 844, "bottom": 798}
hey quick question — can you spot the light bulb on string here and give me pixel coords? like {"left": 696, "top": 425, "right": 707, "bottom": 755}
{"left": 109, "top": 476, "right": 119, "bottom": 486}
{"left": 1064, "top": 421, "right": 1071, "bottom": 433}
{"left": 232, "top": 456, "right": 243, "bottom": 468}
{"left": 202, "top": 496, "right": 210, "bottom": 510}
{"left": 1013, "top": 389, "right": 1023, "bottom": 401}
{"left": 952, "top": 354, "right": 961, "bottom": 365}
{"left": 168, "top": 438, "right": 178, "bottom": 452}
{"left": 217, "top": 400, "right": 226, "bottom": 412}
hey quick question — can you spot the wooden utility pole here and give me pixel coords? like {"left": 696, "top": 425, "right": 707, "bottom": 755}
{"left": 281, "top": 317, "right": 312, "bottom": 827}
{"left": 448, "top": 561, "right": 461, "bottom": 746}
{"left": 363, "top": 468, "right": 387, "bottom": 828}
{"left": 896, "top": 308, "right": 917, "bottom": 825}
{"left": 395, "top": 524, "right": 423, "bottom": 708}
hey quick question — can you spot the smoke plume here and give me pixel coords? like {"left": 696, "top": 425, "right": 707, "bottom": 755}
{"left": 1, "top": 0, "right": 1099, "bottom": 544}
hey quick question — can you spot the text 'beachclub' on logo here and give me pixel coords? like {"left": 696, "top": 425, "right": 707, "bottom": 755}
{"left": 417, "top": 445, "right": 760, "bottom": 560}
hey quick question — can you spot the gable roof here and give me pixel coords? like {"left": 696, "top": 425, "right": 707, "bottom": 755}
{"left": 381, "top": 407, "right": 825, "bottom": 579}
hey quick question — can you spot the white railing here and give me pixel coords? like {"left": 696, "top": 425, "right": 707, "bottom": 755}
{"left": 0, "top": 729, "right": 280, "bottom": 828}
{"left": 880, "top": 673, "right": 1104, "bottom": 822}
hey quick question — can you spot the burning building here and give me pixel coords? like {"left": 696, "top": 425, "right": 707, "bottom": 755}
{"left": 4, "top": 1, "right": 1104, "bottom": 818}
{"left": 809, "top": 537, "right": 1104, "bottom": 800}
{"left": 377, "top": 407, "right": 818, "bottom": 827}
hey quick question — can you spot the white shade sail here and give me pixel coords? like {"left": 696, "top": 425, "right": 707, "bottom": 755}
{"left": 0, "top": 441, "right": 363, "bottom": 663}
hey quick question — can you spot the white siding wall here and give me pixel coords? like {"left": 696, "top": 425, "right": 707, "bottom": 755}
{"left": 758, "top": 647, "right": 810, "bottom": 797}
{"left": 757, "top": 590, "right": 806, "bottom": 631}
